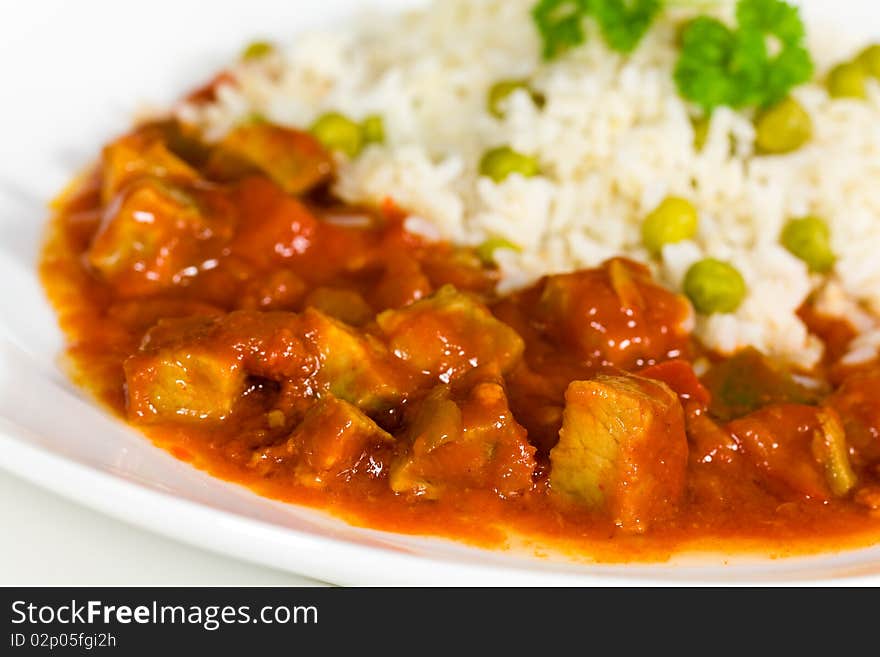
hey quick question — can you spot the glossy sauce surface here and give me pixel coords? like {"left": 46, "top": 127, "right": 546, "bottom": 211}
{"left": 40, "top": 119, "right": 880, "bottom": 562}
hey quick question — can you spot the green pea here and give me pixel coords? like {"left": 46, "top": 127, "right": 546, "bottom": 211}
{"left": 310, "top": 112, "right": 364, "bottom": 158}
{"left": 362, "top": 115, "right": 385, "bottom": 145}
{"left": 487, "top": 80, "right": 544, "bottom": 119}
{"left": 642, "top": 196, "right": 699, "bottom": 255}
{"left": 241, "top": 40, "right": 275, "bottom": 61}
{"left": 683, "top": 258, "right": 747, "bottom": 315}
{"left": 475, "top": 237, "right": 521, "bottom": 265}
{"left": 780, "top": 216, "right": 836, "bottom": 274}
{"left": 478, "top": 146, "right": 540, "bottom": 183}
{"left": 857, "top": 44, "right": 880, "bottom": 78}
{"left": 754, "top": 97, "right": 813, "bottom": 155}
{"left": 827, "top": 62, "right": 868, "bottom": 99}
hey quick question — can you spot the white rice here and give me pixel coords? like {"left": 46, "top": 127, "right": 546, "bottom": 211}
{"left": 177, "top": 0, "right": 880, "bottom": 370}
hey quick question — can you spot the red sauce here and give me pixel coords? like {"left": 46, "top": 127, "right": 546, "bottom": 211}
{"left": 39, "top": 119, "right": 880, "bottom": 562}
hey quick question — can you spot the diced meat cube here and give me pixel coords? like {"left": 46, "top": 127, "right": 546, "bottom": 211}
{"left": 101, "top": 130, "right": 199, "bottom": 202}
{"left": 376, "top": 285, "right": 524, "bottom": 383}
{"left": 302, "top": 308, "right": 416, "bottom": 412}
{"left": 549, "top": 373, "right": 688, "bottom": 532}
{"left": 727, "top": 403, "right": 857, "bottom": 501}
{"left": 229, "top": 176, "right": 319, "bottom": 268}
{"left": 303, "top": 287, "right": 374, "bottom": 326}
{"left": 251, "top": 395, "right": 392, "bottom": 487}
{"left": 207, "top": 122, "right": 333, "bottom": 195}
{"left": 369, "top": 254, "right": 432, "bottom": 311}
{"left": 88, "top": 178, "right": 235, "bottom": 296}
{"left": 237, "top": 269, "right": 307, "bottom": 311}
{"left": 538, "top": 259, "right": 693, "bottom": 369}
{"left": 390, "top": 383, "right": 536, "bottom": 499}
{"left": 124, "top": 342, "right": 245, "bottom": 423}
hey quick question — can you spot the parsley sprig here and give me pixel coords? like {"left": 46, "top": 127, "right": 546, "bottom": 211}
{"left": 531, "top": 0, "right": 814, "bottom": 112}
{"left": 675, "top": 0, "right": 813, "bottom": 110}
{"left": 532, "top": 0, "right": 663, "bottom": 59}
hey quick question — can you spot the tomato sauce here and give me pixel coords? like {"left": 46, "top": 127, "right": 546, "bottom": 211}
{"left": 39, "top": 119, "right": 880, "bottom": 563}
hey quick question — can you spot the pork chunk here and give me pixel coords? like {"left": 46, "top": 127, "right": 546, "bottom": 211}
{"left": 376, "top": 285, "right": 524, "bottom": 383}
{"left": 549, "top": 373, "right": 688, "bottom": 532}
{"left": 251, "top": 395, "right": 392, "bottom": 486}
{"left": 390, "top": 383, "right": 536, "bottom": 499}
{"left": 302, "top": 308, "right": 416, "bottom": 412}
{"left": 125, "top": 342, "right": 245, "bottom": 423}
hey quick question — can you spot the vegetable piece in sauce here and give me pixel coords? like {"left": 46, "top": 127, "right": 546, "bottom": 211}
{"left": 827, "top": 61, "right": 867, "bottom": 99}
{"left": 390, "top": 382, "right": 536, "bottom": 499}
{"left": 702, "top": 347, "right": 820, "bottom": 421}
{"left": 780, "top": 216, "right": 836, "bottom": 273}
{"left": 549, "top": 373, "right": 688, "bottom": 532}
{"left": 538, "top": 258, "right": 693, "bottom": 369}
{"left": 827, "top": 369, "right": 880, "bottom": 464}
{"left": 639, "top": 359, "right": 711, "bottom": 408}
{"left": 683, "top": 258, "right": 747, "bottom": 315}
{"left": 478, "top": 146, "right": 540, "bottom": 183}
{"left": 251, "top": 395, "right": 393, "bottom": 486}
{"left": 814, "top": 407, "right": 858, "bottom": 497}
{"left": 88, "top": 178, "right": 235, "bottom": 296}
{"left": 303, "top": 308, "right": 415, "bottom": 413}
{"left": 377, "top": 285, "right": 525, "bottom": 382}
{"left": 754, "top": 96, "right": 813, "bottom": 154}
{"left": 101, "top": 131, "right": 199, "bottom": 203}
{"left": 309, "top": 112, "right": 364, "bottom": 158}
{"left": 641, "top": 196, "right": 699, "bottom": 256}
{"left": 208, "top": 122, "right": 333, "bottom": 194}
{"left": 124, "top": 317, "right": 247, "bottom": 424}
{"left": 728, "top": 403, "right": 855, "bottom": 500}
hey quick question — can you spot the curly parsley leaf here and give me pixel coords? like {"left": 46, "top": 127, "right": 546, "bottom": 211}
{"left": 532, "top": 0, "right": 591, "bottom": 60}
{"left": 591, "top": 0, "right": 663, "bottom": 54}
{"left": 736, "top": 0, "right": 813, "bottom": 107}
{"left": 675, "top": 0, "right": 813, "bottom": 111}
{"left": 532, "top": 0, "right": 663, "bottom": 60}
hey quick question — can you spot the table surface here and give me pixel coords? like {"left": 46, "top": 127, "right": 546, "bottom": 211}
{"left": 0, "top": 470, "right": 325, "bottom": 586}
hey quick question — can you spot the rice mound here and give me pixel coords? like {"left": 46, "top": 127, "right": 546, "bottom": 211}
{"left": 177, "top": 0, "right": 880, "bottom": 370}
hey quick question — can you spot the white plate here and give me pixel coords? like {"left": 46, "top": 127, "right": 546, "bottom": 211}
{"left": 2, "top": 0, "right": 880, "bottom": 585}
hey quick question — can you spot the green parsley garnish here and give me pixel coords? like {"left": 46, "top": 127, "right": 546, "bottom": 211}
{"left": 674, "top": 0, "right": 813, "bottom": 111}
{"left": 532, "top": 0, "right": 662, "bottom": 60}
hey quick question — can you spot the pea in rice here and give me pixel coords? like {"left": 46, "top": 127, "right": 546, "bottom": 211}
{"left": 177, "top": 0, "right": 880, "bottom": 370}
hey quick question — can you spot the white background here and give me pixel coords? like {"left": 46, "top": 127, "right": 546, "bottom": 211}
{"left": 0, "top": 470, "right": 323, "bottom": 585}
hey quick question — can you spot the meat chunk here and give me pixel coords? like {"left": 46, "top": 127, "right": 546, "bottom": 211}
{"left": 376, "top": 285, "right": 524, "bottom": 383}
{"left": 88, "top": 178, "right": 235, "bottom": 296}
{"left": 727, "top": 403, "right": 857, "bottom": 501}
{"left": 124, "top": 317, "right": 246, "bottom": 424}
{"left": 229, "top": 176, "right": 319, "bottom": 268}
{"left": 251, "top": 395, "right": 392, "bottom": 486}
{"left": 302, "top": 308, "right": 417, "bottom": 412}
{"left": 207, "top": 122, "right": 333, "bottom": 195}
{"left": 549, "top": 373, "right": 688, "bottom": 532}
{"left": 390, "top": 383, "right": 536, "bottom": 499}
{"left": 303, "top": 287, "right": 374, "bottom": 326}
{"left": 101, "top": 130, "right": 199, "bottom": 202}
{"left": 537, "top": 259, "right": 693, "bottom": 369}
